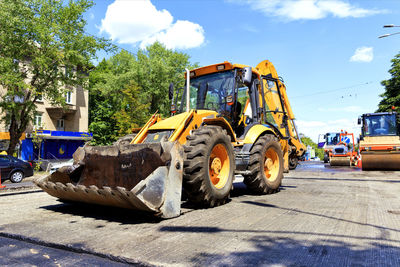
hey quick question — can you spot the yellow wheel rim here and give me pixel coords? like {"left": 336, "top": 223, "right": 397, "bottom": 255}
{"left": 264, "top": 147, "right": 279, "bottom": 182}
{"left": 209, "top": 144, "right": 230, "bottom": 189}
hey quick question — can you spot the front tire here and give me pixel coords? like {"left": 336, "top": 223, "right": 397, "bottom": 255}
{"left": 289, "top": 154, "right": 298, "bottom": 170}
{"left": 10, "top": 171, "right": 24, "bottom": 183}
{"left": 244, "top": 135, "right": 283, "bottom": 194}
{"left": 183, "top": 126, "right": 235, "bottom": 207}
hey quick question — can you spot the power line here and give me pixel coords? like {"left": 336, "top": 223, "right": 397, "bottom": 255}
{"left": 291, "top": 81, "right": 375, "bottom": 99}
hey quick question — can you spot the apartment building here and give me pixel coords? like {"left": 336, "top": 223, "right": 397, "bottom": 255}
{"left": 0, "top": 85, "right": 91, "bottom": 161}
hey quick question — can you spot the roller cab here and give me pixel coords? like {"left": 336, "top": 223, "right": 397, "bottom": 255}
{"left": 359, "top": 112, "right": 400, "bottom": 171}
{"left": 329, "top": 131, "right": 357, "bottom": 167}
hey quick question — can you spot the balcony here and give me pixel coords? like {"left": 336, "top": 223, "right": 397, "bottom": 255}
{"left": 46, "top": 106, "right": 76, "bottom": 119}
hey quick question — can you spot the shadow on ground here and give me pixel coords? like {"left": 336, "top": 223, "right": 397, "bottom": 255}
{"left": 40, "top": 202, "right": 162, "bottom": 224}
{"left": 189, "top": 235, "right": 400, "bottom": 266}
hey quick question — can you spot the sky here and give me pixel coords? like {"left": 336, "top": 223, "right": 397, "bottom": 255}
{"left": 84, "top": 0, "right": 400, "bottom": 142}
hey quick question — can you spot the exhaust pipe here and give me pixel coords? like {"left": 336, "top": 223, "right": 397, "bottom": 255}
{"left": 186, "top": 68, "right": 190, "bottom": 112}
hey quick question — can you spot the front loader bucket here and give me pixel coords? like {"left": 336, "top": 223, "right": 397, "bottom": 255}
{"left": 35, "top": 141, "right": 184, "bottom": 219}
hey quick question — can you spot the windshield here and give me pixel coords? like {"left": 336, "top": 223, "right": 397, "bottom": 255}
{"left": 176, "top": 70, "right": 245, "bottom": 117}
{"left": 326, "top": 132, "right": 340, "bottom": 146}
{"left": 363, "top": 114, "right": 398, "bottom": 136}
{"left": 184, "top": 71, "right": 235, "bottom": 112}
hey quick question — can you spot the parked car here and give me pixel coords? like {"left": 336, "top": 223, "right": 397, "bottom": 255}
{"left": 0, "top": 155, "right": 34, "bottom": 183}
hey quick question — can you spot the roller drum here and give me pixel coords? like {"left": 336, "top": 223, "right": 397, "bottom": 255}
{"left": 361, "top": 151, "right": 400, "bottom": 171}
{"left": 329, "top": 157, "right": 351, "bottom": 166}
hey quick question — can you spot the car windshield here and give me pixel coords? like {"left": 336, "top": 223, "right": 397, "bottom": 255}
{"left": 178, "top": 71, "right": 236, "bottom": 113}
{"left": 363, "top": 114, "right": 398, "bottom": 136}
{"left": 326, "top": 133, "right": 340, "bottom": 145}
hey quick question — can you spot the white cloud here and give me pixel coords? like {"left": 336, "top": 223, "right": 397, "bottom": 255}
{"left": 229, "top": 0, "right": 384, "bottom": 21}
{"left": 140, "top": 20, "right": 205, "bottom": 49}
{"left": 350, "top": 47, "right": 373, "bottom": 63}
{"left": 100, "top": 0, "right": 205, "bottom": 49}
{"left": 297, "top": 118, "right": 360, "bottom": 143}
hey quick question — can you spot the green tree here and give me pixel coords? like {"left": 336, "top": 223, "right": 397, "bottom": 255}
{"left": 377, "top": 52, "right": 400, "bottom": 112}
{"left": 114, "top": 82, "right": 150, "bottom": 136}
{"left": 133, "top": 42, "right": 199, "bottom": 117}
{"left": 0, "top": 0, "right": 111, "bottom": 155}
{"left": 88, "top": 50, "right": 141, "bottom": 145}
{"left": 89, "top": 42, "right": 198, "bottom": 145}
{"left": 301, "top": 135, "right": 324, "bottom": 159}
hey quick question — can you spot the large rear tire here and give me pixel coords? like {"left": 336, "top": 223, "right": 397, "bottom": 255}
{"left": 183, "top": 126, "right": 235, "bottom": 207}
{"left": 244, "top": 135, "right": 283, "bottom": 194}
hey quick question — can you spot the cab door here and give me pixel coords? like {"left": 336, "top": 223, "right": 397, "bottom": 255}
{"left": 0, "top": 155, "right": 13, "bottom": 180}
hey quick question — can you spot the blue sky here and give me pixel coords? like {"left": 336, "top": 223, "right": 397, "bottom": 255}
{"left": 84, "top": 0, "right": 400, "bottom": 142}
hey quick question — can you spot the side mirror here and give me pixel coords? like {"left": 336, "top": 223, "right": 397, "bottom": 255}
{"left": 317, "top": 134, "right": 325, "bottom": 148}
{"left": 226, "top": 95, "right": 234, "bottom": 105}
{"left": 242, "top": 67, "right": 252, "bottom": 86}
{"left": 357, "top": 117, "right": 361, "bottom": 125}
{"left": 168, "top": 83, "right": 174, "bottom": 100}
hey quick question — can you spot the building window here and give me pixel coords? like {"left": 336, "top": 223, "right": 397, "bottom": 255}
{"left": 36, "top": 94, "right": 43, "bottom": 102}
{"left": 34, "top": 114, "right": 42, "bottom": 128}
{"left": 56, "top": 119, "right": 64, "bottom": 131}
{"left": 65, "top": 91, "right": 72, "bottom": 104}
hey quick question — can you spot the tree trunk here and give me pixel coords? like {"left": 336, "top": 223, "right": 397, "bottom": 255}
{"left": 7, "top": 133, "right": 21, "bottom": 156}
{"left": 6, "top": 112, "right": 27, "bottom": 157}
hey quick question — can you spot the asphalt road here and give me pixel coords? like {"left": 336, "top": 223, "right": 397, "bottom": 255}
{"left": 0, "top": 235, "right": 132, "bottom": 267}
{"left": 1, "top": 161, "right": 399, "bottom": 266}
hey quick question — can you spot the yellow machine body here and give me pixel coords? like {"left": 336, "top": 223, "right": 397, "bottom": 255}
{"left": 36, "top": 59, "right": 302, "bottom": 218}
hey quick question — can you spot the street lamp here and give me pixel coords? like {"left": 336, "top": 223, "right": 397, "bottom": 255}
{"left": 383, "top": 24, "right": 400, "bottom": 28}
{"left": 379, "top": 24, "right": 400, "bottom": 38}
{"left": 379, "top": 32, "right": 400, "bottom": 38}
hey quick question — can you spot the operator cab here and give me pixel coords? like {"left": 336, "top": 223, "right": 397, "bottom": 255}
{"left": 171, "top": 65, "right": 254, "bottom": 137}
{"left": 169, "top": 62, "right": 289, "bottom": 140}
{"left": 359, "top": 112, "right": 399, "bottom": 137}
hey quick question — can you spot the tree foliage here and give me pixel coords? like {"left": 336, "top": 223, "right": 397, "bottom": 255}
{"left": 0, "top": 0, "right": 111, "bottom": 154}
{"left": 377, "top": 52, "right": 400, "bottom": 112}
{"left": 89, "top": 42, "right": 198, "bottom": 145}
{"left": 114, "top": 82, "right": 149, "bottom": 136}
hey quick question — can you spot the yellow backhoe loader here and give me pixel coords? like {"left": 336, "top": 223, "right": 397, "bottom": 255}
{"left": 35, "top": 60, "right": 304, "bottom": 218}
